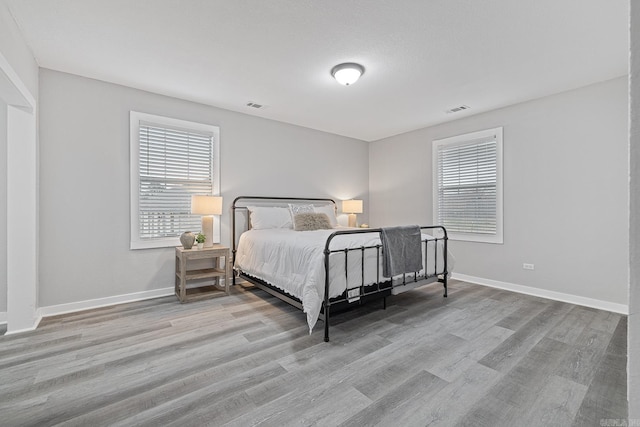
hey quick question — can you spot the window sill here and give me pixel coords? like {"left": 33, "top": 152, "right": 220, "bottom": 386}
{"left": 448, "top": 233, "right": 503, "bottom": 244}
{"left": 130, "top": 237, "right": 180, "bottom": 250}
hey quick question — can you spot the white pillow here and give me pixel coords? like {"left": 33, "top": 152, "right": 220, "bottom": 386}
{"left": 314, "top": 204, "right": 338, "bottom": 227}
{"left": 247, "top": 206, "right": 293, "bottom": 230}
{"left": 288, "top": 203, "right": 315, "bottom": 220}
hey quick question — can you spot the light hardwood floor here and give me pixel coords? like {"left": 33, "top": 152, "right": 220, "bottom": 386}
{"left": 0, "top": 280, "right": 628, "bottom": 426}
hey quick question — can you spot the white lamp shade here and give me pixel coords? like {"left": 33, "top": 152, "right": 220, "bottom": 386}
{"left": 342, "top": 199, "right": 363, "bottom": 214}
{"left": 191, "top": 195, "right": 223, "bottom": 215}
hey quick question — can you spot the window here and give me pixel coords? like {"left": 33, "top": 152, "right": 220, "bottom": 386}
{"left": 433, "top": 127, "right": 503, "bottom": 244}
{"left": 130, "top": 112, "right": 220, "bottom": 249}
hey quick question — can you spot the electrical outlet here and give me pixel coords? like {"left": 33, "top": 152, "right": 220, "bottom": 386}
{"left": 523, "top": 263, "right": 535, "bottom": 270}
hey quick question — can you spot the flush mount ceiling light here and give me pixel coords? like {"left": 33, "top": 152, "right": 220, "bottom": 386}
{"left": 331, "top": 63, "right": 365, "bottom": 86}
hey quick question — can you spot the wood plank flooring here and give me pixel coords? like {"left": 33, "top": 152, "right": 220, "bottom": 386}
{"left": 0, "top": 280, "right": 628, "bottom": 426}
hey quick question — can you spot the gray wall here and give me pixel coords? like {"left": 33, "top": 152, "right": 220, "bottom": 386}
{"left": 370, "top": 77, "right": 628, "bottom": 306}
{"left": 38, "top": 69, "right": 369, "bottom": 307}
{"left": 0, "top": 100, "right": 6, "bottom": 313}
{"left": 629, "top": 0, "right": 639, "bottom": 418}
{"left": 0, "top": 1, "right": 39, "bottom": 318}
{"left": 0, "top": 2, "right": 38, "bottom": 100}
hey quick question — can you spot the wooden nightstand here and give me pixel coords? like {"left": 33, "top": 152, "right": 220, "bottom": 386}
{"left": 175, "top": 244, "right": 231, "bottom": 302}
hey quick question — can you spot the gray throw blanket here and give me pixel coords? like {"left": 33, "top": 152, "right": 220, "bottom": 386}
{"left": 380, "top": 225, "right": 423, "bottom": 277}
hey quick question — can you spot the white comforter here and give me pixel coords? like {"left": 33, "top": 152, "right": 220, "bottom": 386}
{"left": 235, "top": 227, "right": 449, "bottom": 332}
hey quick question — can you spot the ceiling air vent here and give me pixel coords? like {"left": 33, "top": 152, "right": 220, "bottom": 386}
{"left": 246, "top": 102, "right": 265, "bottom": 109}
{"left": 445, "top": 105, "right": 470, "bottom": 114}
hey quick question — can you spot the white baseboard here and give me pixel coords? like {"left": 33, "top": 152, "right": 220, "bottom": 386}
{"left": 452, "top": 273, "right": 629, "bottom": 315}
{"left": 38, "top": 287, "right": 174, "bottom": 318}
{"left": 3, "top": 312, "right": 42, "bottom": 335}
{"left": 0, "top": 311, "right": 6, "bottom": 325}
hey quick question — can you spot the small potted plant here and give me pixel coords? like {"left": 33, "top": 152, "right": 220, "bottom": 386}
{"left": 196, "top": 233, "right": 206, "bottom": 249}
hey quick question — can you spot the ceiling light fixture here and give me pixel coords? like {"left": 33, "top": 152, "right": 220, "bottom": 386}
{"left": 331, "top": 63, "right": 365, "bottom": 86}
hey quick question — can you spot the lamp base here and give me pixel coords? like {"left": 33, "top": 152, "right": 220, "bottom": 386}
{"left": 201, "top": 215, "right": 214, "bottom": 247}
{"left": 348, "top": 213, "right": 357, "bottom": 228}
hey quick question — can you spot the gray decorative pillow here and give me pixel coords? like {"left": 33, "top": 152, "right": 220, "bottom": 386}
{"left": 314, "top": 204, "right": 338, "bottom": 227}
{"left": 293, "top": 213, "right": 333, "bottom": 231}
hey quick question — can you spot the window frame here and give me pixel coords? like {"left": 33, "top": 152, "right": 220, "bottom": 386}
{"left": 432, "top": 127, "right": 503, "bottom": 244}
{"left": 130, "top": 111, "right": 220, "bottom": 250}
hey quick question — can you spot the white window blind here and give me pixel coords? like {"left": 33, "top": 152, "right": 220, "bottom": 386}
{"left": 130, "top": 112, "right": 220, "bottom": 249}
{"left": 433, "top": 127, "right": 503, "bottom": 244}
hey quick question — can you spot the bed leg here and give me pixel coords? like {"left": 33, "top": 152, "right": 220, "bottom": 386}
{"left": 383, "top": 297, "right": 387, "bottom": 310}
{"left": 324, "top": 306, "right": 330, "bottom": 342}
{"left": 443, "top": 276, "right": 448, "bottom": 298}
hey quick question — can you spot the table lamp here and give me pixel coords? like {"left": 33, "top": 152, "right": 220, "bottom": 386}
{"left": 191, "top": 195, "right": 223, "bottom": 247}
{"left": 342, "top": 199, "right": 363, "bottom": 228}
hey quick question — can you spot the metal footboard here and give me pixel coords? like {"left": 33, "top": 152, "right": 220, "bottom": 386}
{"left": 321, "top": 226, "right": 448, "bottom": 342}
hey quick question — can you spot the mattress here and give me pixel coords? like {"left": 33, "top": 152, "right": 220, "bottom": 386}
{"left": 234, "top": 227, "right": 450, "bottom": 332}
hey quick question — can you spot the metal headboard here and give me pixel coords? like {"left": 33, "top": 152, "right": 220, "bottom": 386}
{"left": 231, "top": 196, "right": 336, "bottom": 266}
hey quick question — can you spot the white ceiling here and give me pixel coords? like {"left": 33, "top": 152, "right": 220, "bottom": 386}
{"left": 5, "top": 0, "right": 629, "bottom": 142}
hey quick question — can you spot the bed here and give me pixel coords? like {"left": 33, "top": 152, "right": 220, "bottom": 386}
{"left": 232, "top": 196, "right": 451, "bottom": 342}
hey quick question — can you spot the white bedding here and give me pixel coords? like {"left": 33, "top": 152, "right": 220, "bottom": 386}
{"left": 235, "top": 227, "right": 450, "bottom": 332}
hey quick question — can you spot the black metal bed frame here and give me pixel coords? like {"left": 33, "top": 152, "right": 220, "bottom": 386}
{"left": 231, "top": 196, "right": 448, "bottom": 342}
